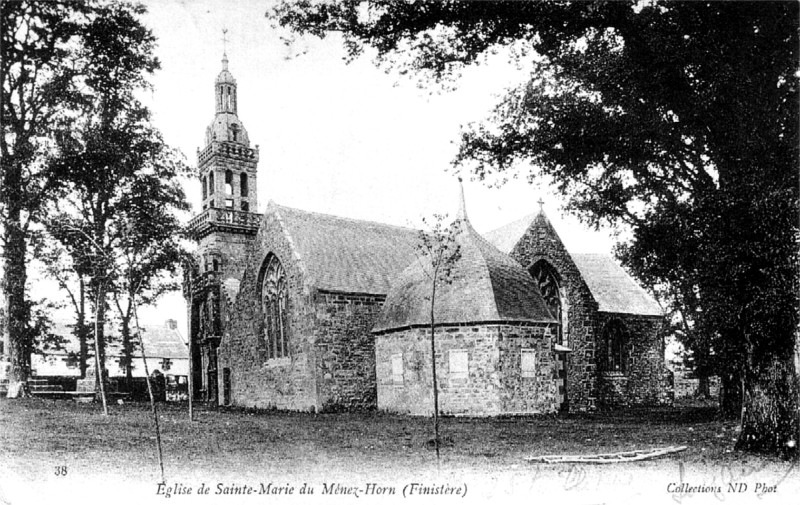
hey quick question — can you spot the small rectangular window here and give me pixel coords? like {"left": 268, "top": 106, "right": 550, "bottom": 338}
{"left": 449, "top": 350, "right": 468, "bottom": 381}
{"left": 241, "top": 201, "right": 249, "bottom": 212}
{"left": 225, "top": 199, "right": 234, "bottom": 209}
{"left": 391, "top": 353, "right": 403, "bottom": 385}
{"left": 521, "top": 349, "right": 536, "bottom": 378}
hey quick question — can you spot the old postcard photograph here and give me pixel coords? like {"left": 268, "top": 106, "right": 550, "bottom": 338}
{"left": 2, "top": 1, "right": 798, "bottom": 504}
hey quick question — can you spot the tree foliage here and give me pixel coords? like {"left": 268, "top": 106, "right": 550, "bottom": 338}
{"left": 43, "top": 0, "right": 189, "bottom": 395}
{"left": 1, "top": 0, "right": 97, "bottom": 387}
{"left": 271, "top": 0, "right": 799, "bottom": 459}
{"left": 2, "top": 1, "right": 188, "bottom": 395}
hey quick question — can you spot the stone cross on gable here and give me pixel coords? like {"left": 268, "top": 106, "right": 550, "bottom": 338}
{"left": 537, "top": 197, "right": 545, "bottom": 213}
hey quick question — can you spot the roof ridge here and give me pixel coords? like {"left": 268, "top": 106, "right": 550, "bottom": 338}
{"left": 268, "top": 201, "right": 420, "bottom": 233}
{"left": 461, "top": 220, "right": 510, "bottom": 320}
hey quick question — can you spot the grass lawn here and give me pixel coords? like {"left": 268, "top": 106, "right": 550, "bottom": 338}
{"left": 1, "top": 398, "right": 797, "bottom": 504}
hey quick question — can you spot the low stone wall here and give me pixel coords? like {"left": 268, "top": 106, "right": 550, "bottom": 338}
{"left": 674, "top": 371, "right": 720, "bottom": 399}
{"left": 375, "top": 323, "right": 557, "bottom": 416}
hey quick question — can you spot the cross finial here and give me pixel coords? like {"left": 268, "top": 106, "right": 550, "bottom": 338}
{"left": 221, "top": 28, "right": 229, "bottom": 70}
{"left": 537, "top": 197, "right": 545, "bottom": 214}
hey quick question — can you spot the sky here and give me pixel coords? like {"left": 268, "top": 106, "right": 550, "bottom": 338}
{"left": 33, "top": 0, "right": 621, "bottom": 336}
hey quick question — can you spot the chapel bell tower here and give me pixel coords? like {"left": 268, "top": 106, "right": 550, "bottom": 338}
{"left": 189, "top": 49, "right": 260, "bottom": 276}
{"left": 186, "top": 45, "right": 260, "bottom": 405}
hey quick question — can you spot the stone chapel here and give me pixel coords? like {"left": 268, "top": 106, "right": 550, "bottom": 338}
{"left": 185, "top": 54, "right": 674, "bottom": 415}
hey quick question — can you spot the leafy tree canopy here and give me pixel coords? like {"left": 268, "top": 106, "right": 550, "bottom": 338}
{"left": 271, "top": 0, "right": 799, "bottom": 459}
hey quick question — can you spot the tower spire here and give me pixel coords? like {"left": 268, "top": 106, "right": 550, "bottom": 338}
{"left": 456, "top": 177, "right": 468, "bottom": 222}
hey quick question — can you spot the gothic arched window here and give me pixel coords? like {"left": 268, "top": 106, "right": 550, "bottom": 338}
{"left": 603, "top": 319, "right": 627, "bottom": 373}
{"left": 530, "top": 260, "right": 567, "bottom": 345}
{"left": 261, "top": 255, "right": 289, "bottom": 359}
{"left": 201, "top": 176, "right": 207, "bottom": 200}
{"left": 208, "top": 171, "right": 214, "bottom": 195}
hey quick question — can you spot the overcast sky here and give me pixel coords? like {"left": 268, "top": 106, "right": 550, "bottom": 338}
{"left": 34, "top": 0, "right": 620, "bottom": 335}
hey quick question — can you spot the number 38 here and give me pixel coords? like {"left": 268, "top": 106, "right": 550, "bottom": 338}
{"left": 55, "top": 466, "right": 68, "bottom": 476}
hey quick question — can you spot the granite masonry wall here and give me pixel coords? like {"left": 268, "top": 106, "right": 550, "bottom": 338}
{"left": 509, "top": 214, "right": 599, "bottom": 412}
{"left": 216, "top": 212, "right": 386, "bottom": 412}
{"left": 199, "top": 231, "right": 255, "bottom": 281}
{"left": 376, "top": 324, "right": 558, "bottom": 416}
{"left": 595, "top": 313, "right": 674, "bottom": 408}
{"left": 216, "top": 211, "right": 318, "bottom": 411}
{"left": 314, "top": 291, "right": 383, "bottom": 411}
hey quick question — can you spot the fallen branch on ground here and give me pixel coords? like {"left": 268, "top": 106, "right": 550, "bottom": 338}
{"left": 525, "top": 445, "right": 688, "bottom": 464}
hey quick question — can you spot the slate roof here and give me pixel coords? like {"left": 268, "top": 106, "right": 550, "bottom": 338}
{"left": 373, "top": 218, "right": 557, "bottom": 333}
{"left": 570, "top": 254, "right": 662, "bottom": 316}
{"left": 269, "top": 203, "right": 420, "bottom": 295}
{"left": 43, "top": 320, "right": 188, "bottom": 359}
{"left": 484, "top": 213, "right": 663, "bottom": 317}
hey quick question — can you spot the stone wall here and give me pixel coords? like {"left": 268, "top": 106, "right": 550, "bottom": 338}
{"left": 508, "top": 213, "right": 599, "bottom": 412}
{"left": 217, "top": 211, "right": 318, "bottom": 411}
{"left": 674, "top": 370, "right": 720, "bottom": 399}
{"left": 198, "top": 231, "right": 254, "bottom": 281}
{"left": 314, "top": 291, "right": 384, "bottom": 411}
{"left": 375, "top": 324, "right": 557, "bottom": 416}
{"left": 216, "top": 212, "right": 387, "bottom": 412}
{"left": 596, "top": 313, "right": 674, "bottom": 408}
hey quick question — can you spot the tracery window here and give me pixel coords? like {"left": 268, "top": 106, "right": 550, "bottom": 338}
{"left": 603, "top": 319, "right": 627, "bottom": 373}
{"left": 530, "top": 260, "right": 566, "bottom": 345}
{"left": 261, "top": 255, "right": 289, "bottom": 359}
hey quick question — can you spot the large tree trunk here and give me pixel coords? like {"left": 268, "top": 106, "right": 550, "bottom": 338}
{"left": 736, "top": 353, "right": 800, "bottom": 460}
{"left": 2, "top": 184, "right": 31, "bottom": 396}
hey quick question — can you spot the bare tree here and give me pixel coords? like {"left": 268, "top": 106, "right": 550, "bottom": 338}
{"left": 416, "top": 212, "right": 461, "bottom": 460}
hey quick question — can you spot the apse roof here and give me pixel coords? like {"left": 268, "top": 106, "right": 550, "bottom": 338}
{"left": 484, "top": 213, "right": 663, "bottom": 317}
{"left": 268, "top": 203, "right": 420, "bottom": 295}
{"left": 373, "top": 191, "right": 556, "bottom": 333}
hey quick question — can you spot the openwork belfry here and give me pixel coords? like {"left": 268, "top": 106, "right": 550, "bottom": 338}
{"left": 185, "top": 50, "right": 673, "bottom": 413}
{"left": 261, "top": 255, "right": 289, "bottom": 360}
